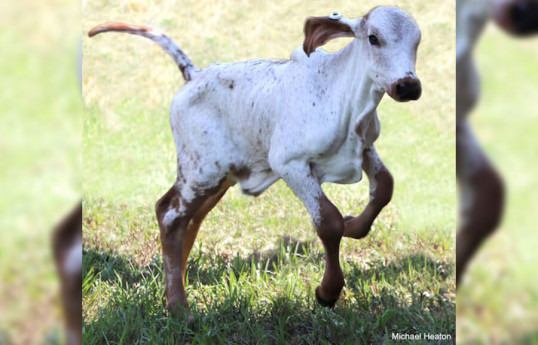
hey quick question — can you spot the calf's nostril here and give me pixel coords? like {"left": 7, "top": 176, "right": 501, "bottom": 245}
{"left": 395, "top": 81, "right": 421, "bottom": 101}
{"left": 512, "top": 2, "right": 529, "bottom": 22}
{"left": 396, "top": 83, "right": 408, "bottom": 95}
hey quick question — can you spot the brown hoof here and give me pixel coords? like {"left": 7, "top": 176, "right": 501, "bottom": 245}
{"left": 315, "top": 286, "right": 339, "bottom": 308}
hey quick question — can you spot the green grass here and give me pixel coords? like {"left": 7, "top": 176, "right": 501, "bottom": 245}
{"left": 456, "top": 26, "right": 538, "bottom": 344}
{"left": 82, "top": 235, "right": 453, "bottom": 344}
{"left": 83, "top": 0, "right": 455, "bottom": 343}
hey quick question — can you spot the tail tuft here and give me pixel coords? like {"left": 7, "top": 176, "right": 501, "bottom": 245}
{"left": 88, "top": 22, "right": 196, "bottom": 82}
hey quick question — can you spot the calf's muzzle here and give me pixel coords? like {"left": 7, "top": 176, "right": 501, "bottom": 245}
{"left": 511, "top": 1, "right": 538, "bottom": 35}
{"left": 391, "top": 77, "right": 422, "bottom": 102}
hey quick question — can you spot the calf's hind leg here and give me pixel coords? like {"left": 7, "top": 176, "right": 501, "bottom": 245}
{"left": 156, "top": 177, "right": 233, "bottom": 313}
{"left": 343, "top": 146, "right": 393, "bottom": 239}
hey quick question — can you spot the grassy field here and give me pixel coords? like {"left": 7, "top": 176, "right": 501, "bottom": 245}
{"left": 456, "top": 26, "right": 538, "bottom": 344}
{"left": 83, "top": 1, "right": 455, "bottom": 344}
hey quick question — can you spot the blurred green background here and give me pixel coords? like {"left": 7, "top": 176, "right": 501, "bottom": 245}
{"left": 457, "top": 25, "right": 538, "bottom": 344}
{"left": 0, "top": 0, "right": 81, "bottom": 344}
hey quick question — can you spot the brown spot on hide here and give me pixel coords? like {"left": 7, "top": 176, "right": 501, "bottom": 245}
{"left": 316, "top": 195, "right": 344, "bottom": 240}
{"left": 171, "top": 196, "right": 179, "bottom": 210}
{"left": 229, "top": 164, "right": 251, "bottom": 180}
{"left": 372, "top": 168, "right": 393, "bottom": 208}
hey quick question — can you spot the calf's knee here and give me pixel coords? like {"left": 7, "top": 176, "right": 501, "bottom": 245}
{"left": 372, "top": 169, "right": 393, "bottom": 208}
{"left": 156, "top": 188, "right": 189, "bottom": 240}
{"left": 468, "top": 165, "right": 504, "bottom": 237}
{"left": 316, "top": 195, "right": 344, "bottom": 243}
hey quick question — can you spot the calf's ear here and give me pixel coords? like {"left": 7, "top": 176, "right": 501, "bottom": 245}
{"left": 303, "top": 14, "right": 356, "bottom": 56}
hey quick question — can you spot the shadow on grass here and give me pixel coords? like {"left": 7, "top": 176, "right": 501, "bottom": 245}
{"left": 82, "top": 235, "right": 316, "bottom": 287}
{"left": 83, "top": 237, "right": 455, "bottom": 345}
{"left": 82, "top": 246, "right": 161, "bottom": 285}
{"left": 514, "top": 331, "right": 538, "bottom": 344}
{"left": 0, "top": 329, "right": 11, "bottom": 345}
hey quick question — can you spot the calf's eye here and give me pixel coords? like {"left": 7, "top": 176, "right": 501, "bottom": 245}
{"left": 368, "top": 35, "right": 380, "bottom": 46}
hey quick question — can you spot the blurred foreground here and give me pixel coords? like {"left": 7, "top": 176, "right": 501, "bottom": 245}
{"left": 0, "top": 0, "right": 81, "bottom": 344}
{"left": 456, "top": 0, "right": 538, "bottom": 343}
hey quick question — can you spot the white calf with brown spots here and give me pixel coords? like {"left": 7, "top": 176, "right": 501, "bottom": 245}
{"left": 89, "top": 6, "right": 422, "bottom": 311}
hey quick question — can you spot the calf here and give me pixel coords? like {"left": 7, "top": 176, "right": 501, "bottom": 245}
{"left": 456, "top": 0, "right": 538, "bottom": 285}
{"left": 89, "top": 6, "right": 422, "bottom": 312}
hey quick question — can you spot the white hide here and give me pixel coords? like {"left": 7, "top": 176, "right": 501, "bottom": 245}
{"left": 90, "top": 7, "right": 422, "bottom": 225}
{"left": 358, "top": 7, "right": 421, "bottom": 93}
{"left": 167, "top": 7, "right": 421, "bottom": 223}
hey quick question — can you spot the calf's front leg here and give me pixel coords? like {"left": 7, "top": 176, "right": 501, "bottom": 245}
{"left": 275, "top": 160, "right": 345, "bottom": 307}
{"left": 343, "top": 146, "right": 393, "bottom": 239}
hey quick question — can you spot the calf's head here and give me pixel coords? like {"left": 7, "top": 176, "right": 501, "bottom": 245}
{"left": 303, "top": 6, "right": 422, "bottom": 102}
